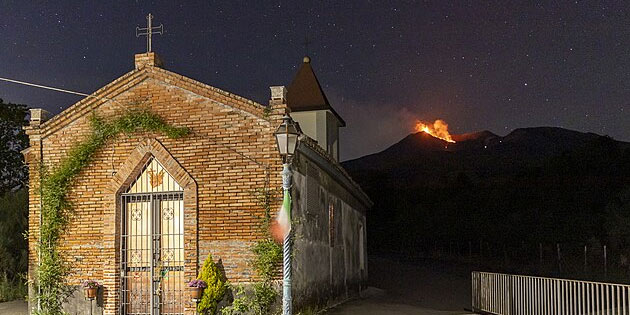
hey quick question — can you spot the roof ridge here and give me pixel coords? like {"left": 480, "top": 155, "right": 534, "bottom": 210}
{"left": 40, "top": 66, "right": 274, "bottom": 138}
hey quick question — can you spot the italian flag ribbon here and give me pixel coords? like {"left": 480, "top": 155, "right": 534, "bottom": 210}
{"left": 271, "top": 189, "right": 292, "bottom": 243}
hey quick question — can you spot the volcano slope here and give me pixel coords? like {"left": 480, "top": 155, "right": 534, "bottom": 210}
{"left": 342, "top": 127, "right": 630, "bottom": 255}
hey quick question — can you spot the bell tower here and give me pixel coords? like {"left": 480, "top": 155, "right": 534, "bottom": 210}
{"left": 286, "top": 56, "right": 345, "bottom": 161}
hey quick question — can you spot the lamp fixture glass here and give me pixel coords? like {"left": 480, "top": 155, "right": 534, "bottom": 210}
{"left": 274, "top": 114, "right": 300, "bottom": 160}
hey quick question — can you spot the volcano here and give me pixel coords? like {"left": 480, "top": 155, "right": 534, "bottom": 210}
{"left": 342, "top": 127, "right": 630, "bottom": 252}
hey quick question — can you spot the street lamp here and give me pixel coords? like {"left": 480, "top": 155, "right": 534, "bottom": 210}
{"left": 274, "top": 114, "right": 300, "bottom": 162}
{"left": 274, "top": 114, "right": 300, "bottom": 315}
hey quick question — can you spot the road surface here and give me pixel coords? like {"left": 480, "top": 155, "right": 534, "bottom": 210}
{"left": 324, "top": 256, "right": 474, "bottom": 314}
{"left": 0, "top": 256, "right": 475, "bottom": 315}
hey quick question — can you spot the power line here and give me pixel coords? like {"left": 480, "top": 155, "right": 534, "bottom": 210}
{"left": 0, "top": 76, "right": 127, "bottom": 110}
{"left": 0, "top": 76, "right": 95, "bottom": 98}
{"left": 0, "top": 75, "right": 271, "bottom": 177}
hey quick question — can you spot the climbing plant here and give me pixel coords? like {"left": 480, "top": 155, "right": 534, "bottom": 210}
{"left": 251, "top": 188, "right": 283, "bottom": 314}
{"left": 222, "top": 188, "right": 282, "bottom": 315}
{"left": 36, "top": 109, "right": 189, "bottom": 315}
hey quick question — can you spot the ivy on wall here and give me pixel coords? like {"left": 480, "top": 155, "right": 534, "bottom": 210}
{"left": 36, "top": 109, "right": 189, "bottom": 315}
{"left": 221, "top": 188, "right": 283, "bottom": 315}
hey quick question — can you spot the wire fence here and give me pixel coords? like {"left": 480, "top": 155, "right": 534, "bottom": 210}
{"left": 378, "top": 239, "right": 630, "bottom": 284}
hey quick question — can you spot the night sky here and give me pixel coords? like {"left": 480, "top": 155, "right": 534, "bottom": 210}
{"left": 1, "top": 1, "right": 628, "bottom": 161}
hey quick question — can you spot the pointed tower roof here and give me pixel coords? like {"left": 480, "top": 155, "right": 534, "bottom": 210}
{"left": 287, "top": 56, "right": 345, "bottom": 126}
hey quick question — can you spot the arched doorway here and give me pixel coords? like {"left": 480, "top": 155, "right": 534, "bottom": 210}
{"left": 120, "top": 156, "right": 185, "bottom": 315}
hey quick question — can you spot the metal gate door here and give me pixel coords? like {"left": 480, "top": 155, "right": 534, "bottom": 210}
{"left": 120, "top": 158, "right": 185, "bottom": 315}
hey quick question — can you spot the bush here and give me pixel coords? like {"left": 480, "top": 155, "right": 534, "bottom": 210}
{"left": 0, "top": 273, "right": 27, "bottom": 302}
{"left": 0, "top": 189, "right": 28, "bottom": 302}
{"left": 251, "top": 239, "right": 282, "bottom": 280}
{"left": 251, "top": 281, "right": 277, "bottom": 315}
{"left": 197, "top": 254, "right": 226, "bottom": 314}
{"left": 221, "top": 281, "right": 278, "bottom": 315}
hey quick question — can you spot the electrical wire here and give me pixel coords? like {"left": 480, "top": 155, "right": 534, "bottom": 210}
{"left": 0, "top": 75, "right": 271, "bottom": 183}
{"left": 0, "top": 76, "right": 127, "bottom": 111}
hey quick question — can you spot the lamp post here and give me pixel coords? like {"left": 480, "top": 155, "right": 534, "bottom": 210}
{"left": 274, "top": 114, "right": 300, "bottom": 315}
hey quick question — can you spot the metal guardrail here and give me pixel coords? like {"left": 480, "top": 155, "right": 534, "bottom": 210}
{"left": 472, "top": 271, "right": 630, "bottom": 314}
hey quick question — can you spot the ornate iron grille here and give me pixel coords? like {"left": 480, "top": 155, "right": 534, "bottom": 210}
{"left": 121, "top": 158, "right": 185, "bottom": 315}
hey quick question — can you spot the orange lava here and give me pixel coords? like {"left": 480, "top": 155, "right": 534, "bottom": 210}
{"left": 415, "top": 119, "right": 456, "bottom": 143}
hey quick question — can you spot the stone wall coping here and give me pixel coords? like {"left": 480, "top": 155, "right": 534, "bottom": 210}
{"left": 298, "top": 136, "right": 373, "bottom": 209}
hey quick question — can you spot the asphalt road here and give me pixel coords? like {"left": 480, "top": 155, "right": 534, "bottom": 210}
{"left": 324, "top": 255, "right": 474, "bottom": 315}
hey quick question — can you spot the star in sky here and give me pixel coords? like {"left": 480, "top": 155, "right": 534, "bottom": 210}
{"left": 0, "top": 1, "right": 628, "bottom": 161}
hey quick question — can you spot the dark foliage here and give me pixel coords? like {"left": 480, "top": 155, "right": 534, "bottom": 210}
{"left": 343, "top": 128, "right": 630, "bottom": 256}
{"left": 0, "top": 99, "right": 29, "bottom": 195}
{"left": 0, "top": 99, "right": 29, "bottom": 301}
{"left": 0, "top": 189, "right": 28, "bottom": 301}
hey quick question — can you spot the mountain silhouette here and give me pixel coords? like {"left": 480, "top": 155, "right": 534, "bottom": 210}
{"left": 342, "top": 127, "right": 630, "bottom": 253}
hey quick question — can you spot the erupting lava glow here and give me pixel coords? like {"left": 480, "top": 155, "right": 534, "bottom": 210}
{"left": 415, "top": 119, "right": 456, "bottom": 143}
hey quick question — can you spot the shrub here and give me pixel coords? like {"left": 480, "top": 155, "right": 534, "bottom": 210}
{"left": 251, "top": 239, "right": 282, "bottom": 280}
{"left": 197, "top": 254, "right": 226, "bottom": 314}
{"left": 251, "top": 281, "right": 277, "bottom": 315}
{"left": 0, "top": 189, "right": 28, "bottom": 302}
{"left": 0, "top": 273, "right": 26, "bottom": 302}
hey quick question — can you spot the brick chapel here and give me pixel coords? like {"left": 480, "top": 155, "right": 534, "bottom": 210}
{"left": 23, "top": 52, "right": 371, "bottom": 314}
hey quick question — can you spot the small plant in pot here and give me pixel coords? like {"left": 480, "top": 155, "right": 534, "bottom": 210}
{"left": 82, "top": 280, "right": 101, "bottom": 299}
{"left": 188, "top": 279, "right": 207, "bottom": 300}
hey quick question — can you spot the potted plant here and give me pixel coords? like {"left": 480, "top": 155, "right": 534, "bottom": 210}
{"left": 188, "top": 279, "right": 207, "bottom": 300}
{"left": 82, "top": 280, "right": 101, "bottom": 299}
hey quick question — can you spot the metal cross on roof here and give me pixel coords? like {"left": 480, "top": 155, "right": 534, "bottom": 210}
{"left": 302, "top": 33, "right": 313, "bottom": 56}
{"left": 136, "top": 13, "right": 163, "bottom": 53}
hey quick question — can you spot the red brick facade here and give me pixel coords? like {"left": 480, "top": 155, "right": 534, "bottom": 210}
{"left": 24, "top": 53, "right": 287, "bottom": 314}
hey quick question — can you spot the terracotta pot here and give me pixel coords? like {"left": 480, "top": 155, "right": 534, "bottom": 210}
{"left": 86, "top": 287, "right": 98, "bottom": 299}
{"left": 190, "top": 287, "right": 204, "bottom": 300}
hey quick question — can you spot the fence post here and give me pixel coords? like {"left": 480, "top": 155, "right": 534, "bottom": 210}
{"left": 604, "top": 245, "right": 607, "bottom": 279}
{"left": 557, "top": 243, "right": 562, "bottom": 274}
{"left": 503, "top": 244, "right": 508, "bottom": 269}
{"left": 584, "top": 245, "right": 587, "bottom": 274}
{"left": 509, "top": 274, "right": 515, "bottom": 315}
{"left": 480, "top": 239, "right": 483, "bottom": 265}
{"left": 539, "top": 243, "right": 543, "bottom": 272}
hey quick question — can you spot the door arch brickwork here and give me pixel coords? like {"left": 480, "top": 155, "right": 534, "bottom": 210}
{"left": 105, "top": 138, "right": 198, "bottom": 315}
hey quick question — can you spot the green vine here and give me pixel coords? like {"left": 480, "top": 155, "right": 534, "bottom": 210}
{"left": 222, "top": 188, "right": 282, "bottom": 315}
{"left": 36, "top": 109, "right": 189, "bottom": 315}
{"left": 262, "top": 106, "right": 272, "bottom": 119}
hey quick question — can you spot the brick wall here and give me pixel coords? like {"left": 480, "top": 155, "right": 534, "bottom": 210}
{"left": 25, "top": 56, "right": 286, "bottom": 314}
